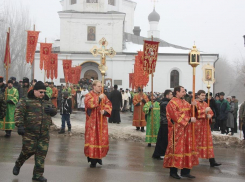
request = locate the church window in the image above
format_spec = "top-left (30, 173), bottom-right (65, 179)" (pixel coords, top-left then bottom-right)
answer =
top-left (87, 26), bottom-right (96, 41)
top-left (108, 0), bottom-right (115, 6)
top-left (170, 70), bottom-right (179, 88)
top-left (86, 0), bottom-right (98, 3)
top-left (70, 0), bottom-right (77, 5)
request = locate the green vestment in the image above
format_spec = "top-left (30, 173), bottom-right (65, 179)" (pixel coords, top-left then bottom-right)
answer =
top-left (46, 87), bottom-right (53, 98)
top-left (0, 87), bottom-right (19, 130)
top-left (143, 101), bottom-right (160, 143)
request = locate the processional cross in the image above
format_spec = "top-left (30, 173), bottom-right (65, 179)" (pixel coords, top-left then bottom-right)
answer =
top-left (90, 37), bottom-right (116, 74)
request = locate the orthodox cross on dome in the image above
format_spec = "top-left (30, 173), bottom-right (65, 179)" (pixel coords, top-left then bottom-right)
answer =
top-left (90, 37), bottom-right (116, 73)
top-left (151, 0), bottom-right (158, 7)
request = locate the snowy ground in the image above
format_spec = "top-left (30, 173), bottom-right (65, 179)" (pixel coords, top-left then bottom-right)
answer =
top-left (51, 111), bottom-right (245, 148)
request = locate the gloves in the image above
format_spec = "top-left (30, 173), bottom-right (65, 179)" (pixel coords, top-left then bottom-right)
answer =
top-left (18, 125), bottom-right (25, 135)
top-left (7, 100), bottom-right (14, 104)
top-left (45, 106), bottom-right (57, 116)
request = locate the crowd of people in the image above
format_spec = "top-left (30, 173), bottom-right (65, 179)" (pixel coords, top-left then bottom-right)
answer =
top-left (0, 76), bottom-right (245, 181)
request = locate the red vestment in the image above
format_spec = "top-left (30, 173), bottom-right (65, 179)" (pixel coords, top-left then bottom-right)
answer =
top-left (132, 93), bottom-right (149, 127)
top-left (51, 87), bottom-right (58, 108)
top-left (84, 91), bottom-right (112, 159)
top-left (195, 100), bottom-right (214, 159)
top-left (164, 97), bottom-right (199, 169)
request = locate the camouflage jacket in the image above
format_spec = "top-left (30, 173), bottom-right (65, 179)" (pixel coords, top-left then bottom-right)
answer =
top-left (15, 90), bottom-right (57, 134)
top-left (0, 91), bottom-right (6, 119)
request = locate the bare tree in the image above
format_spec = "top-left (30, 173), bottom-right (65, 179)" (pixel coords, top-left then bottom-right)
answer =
top-left (215, 57), bottom-right (245, 103)
top-left (0, 1), bottom-right (32, 81)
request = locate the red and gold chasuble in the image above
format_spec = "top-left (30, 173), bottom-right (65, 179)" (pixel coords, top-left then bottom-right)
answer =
top-left (164, 97), bottom-right (199, 169)
top-left (51, 87), bottom-right (58, 108)
top-left (195, 100), bottom-right (214, 159)
top-left (132, 93), bottom-right (149, 127)
top-left (84, 91), bottom-right (112, 159)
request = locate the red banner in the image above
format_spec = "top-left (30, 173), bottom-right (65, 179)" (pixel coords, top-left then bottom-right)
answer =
top-left (40, 43), bottom-right (52, 70)
top-left (134, 53), bottom-right (149, 88)
top-left (68, 67), bottom-right (76, 84)
top-left (75, 66), bottom-right (82, 84)
top-left (4, 32), bottom-right (11, 67)
top-left (129, 73), bottom-right (134, 89)
top-left (143, 40), bottom-right (159, 74)
top-left (26, 31), bottom-right (39, 64)
top-left (63, 60), bottom-right (72, 83)
top-left (46, 53), bottom-right (58, 80)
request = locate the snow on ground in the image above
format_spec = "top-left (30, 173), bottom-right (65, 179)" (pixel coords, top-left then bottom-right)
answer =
top-left (51, 111), bottom-right (245, 148)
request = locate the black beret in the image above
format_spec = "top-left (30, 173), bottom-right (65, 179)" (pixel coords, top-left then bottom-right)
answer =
top-left (7, 80), bottom-right (13, 84)
top-left (34, 81), bottom-right (46, 90)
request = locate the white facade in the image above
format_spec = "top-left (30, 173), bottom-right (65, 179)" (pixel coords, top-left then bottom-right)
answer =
top-left (33, 0), bottom-right (219, 93)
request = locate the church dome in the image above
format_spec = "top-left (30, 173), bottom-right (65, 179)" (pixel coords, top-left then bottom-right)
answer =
top-left (148, 8), bottom-right (160, 22)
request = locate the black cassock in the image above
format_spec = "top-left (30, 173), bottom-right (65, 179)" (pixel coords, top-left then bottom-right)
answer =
top-left (108, 89), bottom-right (122, 123)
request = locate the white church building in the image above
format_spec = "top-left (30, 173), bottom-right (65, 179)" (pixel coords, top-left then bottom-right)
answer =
top-left (34, 0), bottom-right (219, 92)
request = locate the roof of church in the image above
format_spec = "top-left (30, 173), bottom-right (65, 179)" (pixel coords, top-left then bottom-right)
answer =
top-left (148, 7), bottom-right (160, 22)
top-left (123, 32), bottom-right (190, 51)
top-left (58, 10), bottom-right (125, 15)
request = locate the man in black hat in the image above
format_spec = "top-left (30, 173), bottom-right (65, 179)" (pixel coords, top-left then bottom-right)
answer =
top-left (108, 85), bottom-right (122, 124)
top-left (0, 76), bottom-right (6, 93)
top-left (20, 77), bottom-right (30, 98)
top-left (14, 81), bottom-right (57, 182)
top-left (10, 77), bottom-right (21, 98)
top-left (216, 92), bottom-right (230, 134)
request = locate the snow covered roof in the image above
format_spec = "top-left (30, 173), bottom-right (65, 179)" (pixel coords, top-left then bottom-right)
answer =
top-left (123, 42), bottom-right (190, 54)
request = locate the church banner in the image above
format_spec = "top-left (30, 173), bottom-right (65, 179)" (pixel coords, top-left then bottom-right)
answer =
top-left (26, 31), bottom-right (39, 64)
top-left (75, 66), bottom-right (82, 84)
top-left (143, 40), bottom-right (160, 74)
top-left (40, 43), bottom-right (52, 70)
top-left (129, 73), bottom-right (134, 89)
top-left (4, 31), bottom-right (11, 68)
top-left (63, 60), bottom-right (72, 83)
top-left (68, 67), bottom-right (76, 84)
top-left (46, 53), bottom-right (58, 80)
top-left (134, 54), bottom-right (149, 88)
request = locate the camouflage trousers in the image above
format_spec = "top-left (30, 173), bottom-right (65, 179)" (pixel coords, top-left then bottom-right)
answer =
top-left (15, 132), bottom-right (50, 178)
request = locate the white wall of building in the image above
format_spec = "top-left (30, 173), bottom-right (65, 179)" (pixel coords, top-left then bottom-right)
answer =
top-left (34, 52), bottom-right (217, 94)
top-left (59, 12), bottom-right (125, 52)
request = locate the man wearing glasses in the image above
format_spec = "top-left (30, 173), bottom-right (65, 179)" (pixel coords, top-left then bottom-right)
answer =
top-left (13, 81), bottom-right (57, 182)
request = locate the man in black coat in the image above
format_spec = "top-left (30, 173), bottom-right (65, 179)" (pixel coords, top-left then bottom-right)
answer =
top-left (152, 89), bottom-right (173, 160)
top-left (205, 92), bottom-right (219, 131)
top-left (108, 85), bottom-right (122, 124)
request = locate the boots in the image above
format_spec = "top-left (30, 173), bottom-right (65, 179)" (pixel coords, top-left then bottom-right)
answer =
top-left (209, 158), bottom-right (221, 167)
top-left (141, 127), bottom-right (145, 132)
top-left (32, 176), bottom-right (47, 182)
top-left (68, 127), bottom-right (71, 132)
top-left (13, 165), bottom-right (20, 175)
top-left (58, 128), bottom-right (65, 134)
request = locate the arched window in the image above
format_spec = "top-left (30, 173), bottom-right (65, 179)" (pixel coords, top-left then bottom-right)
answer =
top-left (170, 70), bottom-right (179, 88)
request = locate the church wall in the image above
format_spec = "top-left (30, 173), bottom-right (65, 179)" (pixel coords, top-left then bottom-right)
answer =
top-left (34, 52), bottom-right (217, 94)
top-left (59, 13), bottom-right (125, 53)
top-left (122, 0), bottom-right (136, 34)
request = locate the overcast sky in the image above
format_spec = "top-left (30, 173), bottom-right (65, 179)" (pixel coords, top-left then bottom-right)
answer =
top-left (15, 0), bottom-right (245, 62)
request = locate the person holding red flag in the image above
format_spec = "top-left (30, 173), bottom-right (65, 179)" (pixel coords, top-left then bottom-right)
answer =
top-left (195, 90), bottom-right (221, 167)
top-left (164, 86), bottom-right (199, 179)
top-left (84, 80), bottom-right (112, 168)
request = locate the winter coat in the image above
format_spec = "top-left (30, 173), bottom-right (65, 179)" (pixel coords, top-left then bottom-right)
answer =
top-left (216, 99), bottom-right (230, 121)
top-left (233, 99), bottom-right (238, 118)
top-left (226, 101), bottom-right (234, 128)
top-left (239, 101), bottom-right (245, 124)
top-left (60, 98), bottom-right (72, 115)
top-left (205, 97), bottom-right (218, 119)
top-left (160, 97), bottom-right (170, 125)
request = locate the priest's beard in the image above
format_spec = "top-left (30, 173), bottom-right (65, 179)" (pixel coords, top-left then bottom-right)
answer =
top-left (8, 86), bottom-right (12, 89)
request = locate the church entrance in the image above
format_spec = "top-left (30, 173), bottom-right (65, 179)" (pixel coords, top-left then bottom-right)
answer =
top-left (84, 70), bottom-right (98, 80)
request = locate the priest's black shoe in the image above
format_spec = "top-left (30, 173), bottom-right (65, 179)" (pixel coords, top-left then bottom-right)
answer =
top-left (210, 162), bottom-right (222, 167)
top-left (209, 158), bottom-right (221, 167)
top-left (97, 159), bottom-right (102, 165)
top-left (90, 164), bottom-right (96, 168)
top-left (32, 176), bottom-right (47, 182)
top-left (147, 143), bottom-right (151, 147)
top-left (152, 156), bottom-right (163, 160)
top-left (170, 173), bottom-right (181, 179)
top-left (181, 174), bottom-right (195, 178)
top-left (13, 165), bottom-right (20, 175)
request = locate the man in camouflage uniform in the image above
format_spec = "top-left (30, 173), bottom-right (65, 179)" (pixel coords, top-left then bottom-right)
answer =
top-left (13, 81), bottom-right (57, 182)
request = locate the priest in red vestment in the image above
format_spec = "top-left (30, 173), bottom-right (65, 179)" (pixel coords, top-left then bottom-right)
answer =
top-left (164, 86), bottom-right (199, 179)
top-left (132, 88), bottom-right (149, 132)
top-left (50, 82), bottom-right (58, 108)
top-left (195, 90), bottom-right (221, 167)
top-left (84, 80), bottom-right (112, 168)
